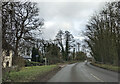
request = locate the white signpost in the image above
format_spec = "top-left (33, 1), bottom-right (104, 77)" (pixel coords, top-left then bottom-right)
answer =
top-left (43, 58), bottom-right (47, 65)
top-left (35, 55), bottom-right (39, 66)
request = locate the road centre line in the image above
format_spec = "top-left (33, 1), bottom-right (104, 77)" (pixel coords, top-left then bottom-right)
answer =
top-left (90, 73), bottom-right (104, 82)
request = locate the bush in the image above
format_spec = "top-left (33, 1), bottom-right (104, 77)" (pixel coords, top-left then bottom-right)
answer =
top-left (12, 56), bottom-right (25, 71)
top-left (25, 60), bottom-right (43, 66)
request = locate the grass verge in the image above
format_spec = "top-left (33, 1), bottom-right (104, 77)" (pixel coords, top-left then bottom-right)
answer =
top-left (4, 65), bottom-right (58, 82)
top-left (91, 62), bottom-right (120, 72)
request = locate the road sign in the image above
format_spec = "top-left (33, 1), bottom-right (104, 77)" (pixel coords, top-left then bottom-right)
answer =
top-left (36, 55), bottom-right (39, 57)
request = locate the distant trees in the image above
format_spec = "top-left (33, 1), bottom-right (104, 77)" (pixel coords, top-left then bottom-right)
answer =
top-left (30, 30), bottom-right (86, 64)
top-left (55, 30), bottom-right (74, 61)
top-left (76, 51), bottom-right (86, 61)
top-left (55, 30), bottom-right (65, 60)
top-left (2, 2), bottom-right (44, 59)
top-left (31, 47), bottom-right (41, 62)
top-left (85, 1), bottom-right (120, 65)
top-left (31, 34), bottom-right (87, 64)
top-left (45, 43), bottom-right (61, 64)
top-left (64, 31), bottom-right (74, 61)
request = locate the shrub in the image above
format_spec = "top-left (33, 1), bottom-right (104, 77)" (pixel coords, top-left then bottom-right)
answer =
top-left (25, 60), bottom-right (43, 66)
top-left (13, 56), bottom-right (25, 71)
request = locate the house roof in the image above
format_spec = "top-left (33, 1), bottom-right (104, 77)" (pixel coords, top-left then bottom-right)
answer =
top-left (22, 56), bottom-right (32, 59)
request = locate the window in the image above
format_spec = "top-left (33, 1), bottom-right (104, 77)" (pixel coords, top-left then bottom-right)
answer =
top-left (6, 50), bottom-right (10, 56)
top-left (6, 61), bottom-right (9, 67)
top-left (27, 49), bottom-right (30, 55)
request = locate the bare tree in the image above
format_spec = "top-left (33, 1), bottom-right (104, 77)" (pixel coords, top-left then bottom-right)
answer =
top-left (85, 1), bottom-right (119, 65)
top-left (2, 2), bottom-right (44, 59)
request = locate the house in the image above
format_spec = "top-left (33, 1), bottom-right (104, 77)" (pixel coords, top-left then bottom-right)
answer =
top-left (18, 48), bottom-right (32, 61)
top-left (86, 56), bottom-right (94, 62)
top-left (22, 56), bottom-right (32, 61)
top-left (2, 49), bottom-right (12, 68)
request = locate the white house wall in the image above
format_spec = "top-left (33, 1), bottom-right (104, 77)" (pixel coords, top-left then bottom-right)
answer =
top-left (2, 50), bottom-right (12, 68)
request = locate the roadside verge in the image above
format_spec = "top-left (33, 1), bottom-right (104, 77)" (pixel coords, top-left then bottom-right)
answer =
top-left (91, 62), bottom-right (120, 73)
top-left (3, 65), bottom-right (62, 82)
top-left (32, 65), bottom-right (62, 82)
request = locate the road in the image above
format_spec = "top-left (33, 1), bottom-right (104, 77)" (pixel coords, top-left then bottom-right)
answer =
top-left (48, 62), bottom-right (119, 82)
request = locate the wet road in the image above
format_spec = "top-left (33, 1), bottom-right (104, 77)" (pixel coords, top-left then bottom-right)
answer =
top-left (48, 62), bottom-right (119, 82)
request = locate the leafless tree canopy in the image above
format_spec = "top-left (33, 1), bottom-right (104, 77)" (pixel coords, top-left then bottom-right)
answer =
top-left (2, 2), bottom-right (44, 57)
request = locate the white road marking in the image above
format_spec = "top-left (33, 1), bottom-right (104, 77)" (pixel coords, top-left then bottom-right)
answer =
top-left (90, 73), bottom-right (104, 82)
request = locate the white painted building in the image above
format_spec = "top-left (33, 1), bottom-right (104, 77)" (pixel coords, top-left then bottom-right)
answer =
top-left (18, 48), bottom-right (32, 61)
top-left (2, 50), bottom-right (12, 68)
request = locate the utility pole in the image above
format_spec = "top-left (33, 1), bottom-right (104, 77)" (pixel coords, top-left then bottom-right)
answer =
top-left (77, 42), bottom-right (80, 52)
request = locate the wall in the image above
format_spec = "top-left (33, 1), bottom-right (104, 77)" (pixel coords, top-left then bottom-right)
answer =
top-left (2, 50), bottom-right (12, 68)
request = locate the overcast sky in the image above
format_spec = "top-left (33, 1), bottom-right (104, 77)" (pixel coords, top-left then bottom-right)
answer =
top-left (31, 0), bottom-right (115, 42)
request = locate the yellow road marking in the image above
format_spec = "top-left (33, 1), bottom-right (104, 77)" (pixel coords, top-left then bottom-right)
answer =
top-left (90, 73), bottom-right (104, 82)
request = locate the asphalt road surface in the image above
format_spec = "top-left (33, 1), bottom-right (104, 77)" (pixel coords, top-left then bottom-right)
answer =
top-left (48, 62), bottom-right (119, 82)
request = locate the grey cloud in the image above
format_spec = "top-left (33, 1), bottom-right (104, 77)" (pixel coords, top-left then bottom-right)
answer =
top-left (38, 2), bottom-right (105, 21)
top-left (36, 1), bottom-right (109, 40)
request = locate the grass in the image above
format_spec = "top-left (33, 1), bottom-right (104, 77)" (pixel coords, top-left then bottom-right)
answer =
top-left (91, 63), bottom-right (120, 72)
top-left (5, 65), bottom-right (57, 82)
